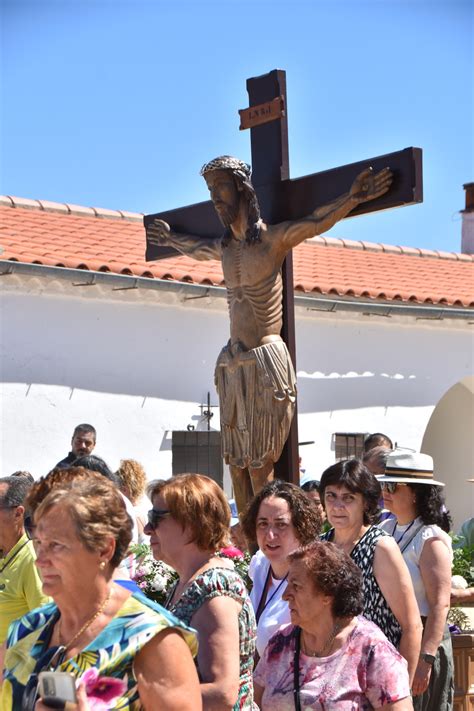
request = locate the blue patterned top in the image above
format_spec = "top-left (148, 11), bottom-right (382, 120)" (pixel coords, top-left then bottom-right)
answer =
top-left (0, 590), bottom-right (197, 711)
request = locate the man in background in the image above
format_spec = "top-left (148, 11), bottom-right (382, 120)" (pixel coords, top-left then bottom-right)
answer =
top-left (54, 423), bottom-right (96, 469)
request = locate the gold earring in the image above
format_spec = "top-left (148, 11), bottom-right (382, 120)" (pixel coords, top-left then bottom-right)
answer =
top-left (99, 561), bottom-right (106, 570)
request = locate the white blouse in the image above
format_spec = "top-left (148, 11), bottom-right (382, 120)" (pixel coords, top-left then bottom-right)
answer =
top-left (249, 550), bottom-right (290, 658)
top-left (380, 516), bottom-right (452, 616)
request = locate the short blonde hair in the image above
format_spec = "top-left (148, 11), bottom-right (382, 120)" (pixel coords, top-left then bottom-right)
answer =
top-left (148, 474), bottom-right (230, 551)
top-left (116, 459), bottom-right (147, 504)
top-left (33, 475), bottom-right (132, 568)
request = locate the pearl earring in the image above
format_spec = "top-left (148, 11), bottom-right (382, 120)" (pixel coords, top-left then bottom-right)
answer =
top-left (100, 561), bottom-right (106, 570)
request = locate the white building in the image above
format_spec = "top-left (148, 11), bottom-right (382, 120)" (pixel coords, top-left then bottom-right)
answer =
top-left (0, 193), bottom-right (473, 527)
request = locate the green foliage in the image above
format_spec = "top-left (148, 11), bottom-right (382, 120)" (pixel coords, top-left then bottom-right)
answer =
top-left (451, 536), bottom-right (474, 586)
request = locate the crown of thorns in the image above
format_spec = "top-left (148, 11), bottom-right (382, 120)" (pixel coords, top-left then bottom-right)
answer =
top-left (200, 156), bottom-right (252, 181)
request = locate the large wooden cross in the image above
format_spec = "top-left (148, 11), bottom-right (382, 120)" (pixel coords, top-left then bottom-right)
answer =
top-left (144, 69), bottom-right (422, 485)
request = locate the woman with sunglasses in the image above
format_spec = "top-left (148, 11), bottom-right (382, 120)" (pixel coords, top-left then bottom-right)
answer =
top-left (319, 459), bottom-right (422, 685)
top-left (379, 451), bottom-right (454, 711)
top-left (0, 470), bottom-right (201, 711)
top-left (145, 474), bottom-right (258, 711)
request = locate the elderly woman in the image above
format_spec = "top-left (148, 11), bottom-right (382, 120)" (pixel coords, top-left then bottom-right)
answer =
top-left (319, 459), bottom-right (422, 684)
top-left (254, 541), bottom-right (413, 710)
top-left (241, 480), bottom-right (322, 659)
top-left (145, 473), bottom-right (257, 711)
top-left (379, 451), bottom-right (454, 710)
top-left (0, 472), bottom-right (201, 711)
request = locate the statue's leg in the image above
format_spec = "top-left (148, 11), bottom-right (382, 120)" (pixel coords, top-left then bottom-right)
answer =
top-left (249, 460), bottom-right (274, 496)
top-left (229, 464), bottom-right (253, 516)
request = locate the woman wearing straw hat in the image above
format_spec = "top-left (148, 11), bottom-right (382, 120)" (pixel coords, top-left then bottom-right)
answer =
top-left (379, 451), bottom-right (454, 711)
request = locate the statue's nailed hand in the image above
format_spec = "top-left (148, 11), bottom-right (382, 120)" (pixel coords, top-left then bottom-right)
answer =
top-left (350, 167), bottom-right (393, 204)
top-left (147, 218), bottom-right (171, 246)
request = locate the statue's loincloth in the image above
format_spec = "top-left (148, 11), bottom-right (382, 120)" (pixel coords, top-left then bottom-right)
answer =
top-left (215, 340), bottom-right (296, 469)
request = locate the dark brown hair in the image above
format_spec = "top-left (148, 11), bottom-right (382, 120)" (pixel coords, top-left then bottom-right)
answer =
top-left (319, 459), bottom-right (381, 525)
top-left (289, 541), bottom-right (363, 617)
top-left (241, 480), bottom-right (322, 545)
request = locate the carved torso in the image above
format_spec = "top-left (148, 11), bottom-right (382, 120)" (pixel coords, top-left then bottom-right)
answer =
top-left (221, 225), bottom-right (284, 350)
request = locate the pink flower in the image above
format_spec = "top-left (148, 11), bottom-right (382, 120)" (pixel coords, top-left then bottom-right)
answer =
top-left (81, 668), bottom-right (127, 710)
top-left (220, 545), bottom-right (243, 559)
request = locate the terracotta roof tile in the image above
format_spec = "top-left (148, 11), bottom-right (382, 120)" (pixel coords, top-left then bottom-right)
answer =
top-left (0, 196), bottom-right (473, 307)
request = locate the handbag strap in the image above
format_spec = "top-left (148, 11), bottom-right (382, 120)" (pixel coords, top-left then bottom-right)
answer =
top-left (293, 627), bottom-right (302, 711)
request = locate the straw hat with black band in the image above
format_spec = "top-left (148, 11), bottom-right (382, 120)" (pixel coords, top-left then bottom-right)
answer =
top-left (378, 451), bottom-right (445, 487)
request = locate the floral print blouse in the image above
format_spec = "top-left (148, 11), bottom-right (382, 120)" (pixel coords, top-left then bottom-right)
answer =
top-left (254, 617), bottom-right (410, 710)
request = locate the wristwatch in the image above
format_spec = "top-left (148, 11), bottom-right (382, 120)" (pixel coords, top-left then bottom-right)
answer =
top-left (420, 653), bottom-right (436, 666)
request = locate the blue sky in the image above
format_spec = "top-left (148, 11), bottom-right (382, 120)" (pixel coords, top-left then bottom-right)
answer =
top-left (1, 0), bottom-right (472, 252)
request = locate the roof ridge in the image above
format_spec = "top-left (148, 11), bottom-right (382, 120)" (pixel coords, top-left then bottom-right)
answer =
top-left (304, 235), bottom-right (473, 262)
top-left (0, 194), bottom-right (143, 223)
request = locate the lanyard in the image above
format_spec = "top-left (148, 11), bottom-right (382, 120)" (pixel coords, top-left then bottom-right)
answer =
top-left (0, 540), bottom-right (30, 576)
top-left (390, 518), bottom-right (423, 553)
top-left (293, 627), bottom-right (302, 711)
top-left (255, 566), bottom-right (288, 624)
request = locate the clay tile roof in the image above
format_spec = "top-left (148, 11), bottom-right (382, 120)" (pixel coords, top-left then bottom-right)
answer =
top-left (0, 195), bottom-right (473, 307)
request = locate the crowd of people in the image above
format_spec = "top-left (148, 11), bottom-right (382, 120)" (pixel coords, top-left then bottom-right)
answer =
top-left (0, 424), bottom-right (469, 710)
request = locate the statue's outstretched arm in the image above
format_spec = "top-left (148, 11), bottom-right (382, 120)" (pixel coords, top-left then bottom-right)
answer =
top-left (146, 219), bottom-right (223, 261)
top-left (280, 167), bottom-right (392, 251)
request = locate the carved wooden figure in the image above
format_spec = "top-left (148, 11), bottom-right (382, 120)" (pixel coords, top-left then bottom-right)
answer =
top-left (147, 157), bottom-right (392, 513)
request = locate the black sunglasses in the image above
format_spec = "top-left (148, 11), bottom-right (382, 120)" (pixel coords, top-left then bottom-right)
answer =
top-left (147, 508), bottom-right (170, 529)
top-left (24, 514), bottom-right (36, 540)
top-left (381, 482), bottom-right (407, 494)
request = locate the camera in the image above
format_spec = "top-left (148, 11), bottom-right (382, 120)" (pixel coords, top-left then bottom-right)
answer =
top-left (38, 671), bottom-right (77, 709)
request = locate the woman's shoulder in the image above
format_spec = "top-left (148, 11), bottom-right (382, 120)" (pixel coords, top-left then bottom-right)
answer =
top-left (7, 601), bottom-right (57, 646)
top-left (248, 549), bottom-right (268, 578)
top-left (351, 616), bottom-right (404, 656)
top-left (104, 591), bottom-right (198, 655)
top-left (416, 523), bottom-right (452, 554)
top-left (191, 566), bottom-right (249, 600)
top-left (265, 623), bottom-right (297, 658)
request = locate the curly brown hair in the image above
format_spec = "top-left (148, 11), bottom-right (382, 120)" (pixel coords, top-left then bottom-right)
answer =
top-left (116, 459), bottom-right (147, 505)
top-left (241, 480), bottom-right (322, 546)
top-left (289, 541), bottom-right (364, 617)
top-left (147, 474), bottom-right (231, 551)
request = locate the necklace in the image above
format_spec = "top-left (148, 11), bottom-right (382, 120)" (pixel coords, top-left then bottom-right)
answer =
top-left (301, 620), bottom-right (342, 657)
top-left (58, 588), bottom-right (112, 651)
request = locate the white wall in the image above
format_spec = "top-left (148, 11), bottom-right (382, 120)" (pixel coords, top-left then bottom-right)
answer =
top-left (294, 304), bottom-right (474, 486)
top-left (1, 271), bottom-right (473, 521)
top-left (421, 377), bottom-right (474, 529)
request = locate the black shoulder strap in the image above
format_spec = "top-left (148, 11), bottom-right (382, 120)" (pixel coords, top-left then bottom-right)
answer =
top-left (293, 626), bottom-right (302, 711)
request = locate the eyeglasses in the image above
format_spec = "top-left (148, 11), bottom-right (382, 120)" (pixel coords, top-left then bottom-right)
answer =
top-left (147, 508), bottom-right (170, 529)
top-left (381, 482), bottom-right (407, 494)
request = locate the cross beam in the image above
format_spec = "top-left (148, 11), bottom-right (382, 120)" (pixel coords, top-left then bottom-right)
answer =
top-left (145, 68), bottom-right (422, 488)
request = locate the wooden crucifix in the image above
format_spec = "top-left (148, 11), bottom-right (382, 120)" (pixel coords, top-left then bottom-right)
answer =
top-left (144, 69), bottom-right (422, 513)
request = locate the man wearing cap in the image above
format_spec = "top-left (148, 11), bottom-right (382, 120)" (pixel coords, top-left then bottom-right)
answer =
top-left (148, 156), bottom-right (392, 513)
top-left (378, 451), bottom-right (454, 710)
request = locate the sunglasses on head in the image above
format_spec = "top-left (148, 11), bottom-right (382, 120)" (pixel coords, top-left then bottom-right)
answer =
top-left (147, 508), bottom-right (170, 529)
top-left (381, 482), bottom-right (407, 494)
